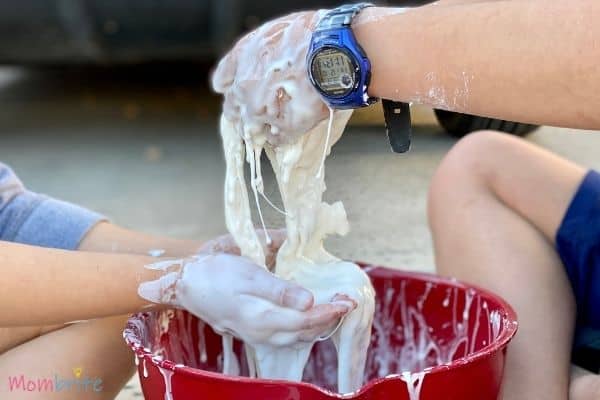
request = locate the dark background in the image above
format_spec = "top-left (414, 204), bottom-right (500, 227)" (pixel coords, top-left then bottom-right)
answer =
top-left (0, 1), bottom-right (428, 64)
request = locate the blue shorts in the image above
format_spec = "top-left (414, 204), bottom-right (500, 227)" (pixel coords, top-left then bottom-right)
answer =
top-left (556, 170), bottom-right (600, 372)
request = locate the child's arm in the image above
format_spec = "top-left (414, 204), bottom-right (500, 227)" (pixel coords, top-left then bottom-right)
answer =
top-left (77, 221), bottom-right (202, 257)
top-left (0, 163), bottom-right (339, 337)
top-left (354, 0), bottom-right (600, 129)
top-left (0, 238), bottom-right (350, 346)
top-left (0, 240), bottom-right (164, 326)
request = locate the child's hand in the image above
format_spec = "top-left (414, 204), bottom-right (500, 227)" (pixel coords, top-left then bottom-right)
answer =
top-left (211, 11), bottom-right (330, 146)
top-left (138, 253), bottom-right (356, 346)
top-left (198, 229), bottom-right (285, 269)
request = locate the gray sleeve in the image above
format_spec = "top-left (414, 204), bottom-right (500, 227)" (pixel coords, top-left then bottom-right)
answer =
top-left (0, 163), bottom-right (25, 210)
top-left (0, 163), bottom-right (107, 250)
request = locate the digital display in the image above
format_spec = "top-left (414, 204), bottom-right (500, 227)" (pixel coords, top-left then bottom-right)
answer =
top-left (311, 48), bottom-right (356, 96)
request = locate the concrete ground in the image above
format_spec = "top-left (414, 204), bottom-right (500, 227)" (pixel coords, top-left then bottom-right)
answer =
top-left (0, 65), bottom-right (598, 399)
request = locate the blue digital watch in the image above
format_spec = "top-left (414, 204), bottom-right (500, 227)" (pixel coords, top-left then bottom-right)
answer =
top-left (307, 3), bottom-right (412, 153)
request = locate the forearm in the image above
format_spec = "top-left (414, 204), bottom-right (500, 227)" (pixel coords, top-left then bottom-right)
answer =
top-left (355, 0), bottom-right (600, 129)
top-left (78, 221), bottom-right (202, 258)
top-left (0, 240), bottom-right (167, 326)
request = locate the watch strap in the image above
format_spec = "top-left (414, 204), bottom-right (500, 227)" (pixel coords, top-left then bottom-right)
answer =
top-left (382, 100), bottom-right (412, 153)
top-left (315, 3), bottom-right (374, 31)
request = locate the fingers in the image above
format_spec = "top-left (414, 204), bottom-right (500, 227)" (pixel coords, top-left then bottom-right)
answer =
top-left (138, 271), bottom-right (180, 306)
top-left (264, 229), bottom-right (286, 249)
top-left (211, 52), bottom-right (237, 93)
top-left (281, 285), bottom-right (314, 311)
top-left (330, 293), bottom-right (358, 310)
top-left (296, 318), bottom-right (340, 342)
top-left (268, 302), bottom-right (353, 333)
top-left (259, 228), bottom-right (286, 269)
top-left (260, 302), bottom-right (353, 345)
top-left (199, 228), bottom-right (285, 262)
top-left (245, 270), bottom-right (314, 311)
top-left (198, 234), bottom-right (241, 255)
top-left (254, 228), bottom-right (286, 247)
top-left (295, 303), bottom-right (352, 331)
top-left (294, 296), bottom-right (357, 342)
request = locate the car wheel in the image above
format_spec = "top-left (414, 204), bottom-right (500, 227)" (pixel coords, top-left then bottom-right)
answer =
top-left (434, 109), bottom-right (538, 138)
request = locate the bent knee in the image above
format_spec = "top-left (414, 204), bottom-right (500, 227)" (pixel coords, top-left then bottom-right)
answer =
top-left (433, 130), bottom-right (513, 184)
top-left (427, 130), bottom-right (514, 225)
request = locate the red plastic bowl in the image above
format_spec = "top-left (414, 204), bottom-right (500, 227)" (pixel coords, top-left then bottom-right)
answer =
top-left (124, 264), bottom-right (518, 400)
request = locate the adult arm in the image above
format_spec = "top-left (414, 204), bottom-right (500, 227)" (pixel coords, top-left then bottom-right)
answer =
top-left (354, 0), bottom-right (600, 129)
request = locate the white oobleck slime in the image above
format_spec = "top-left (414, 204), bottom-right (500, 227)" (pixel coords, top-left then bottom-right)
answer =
top-left (217, 110), bottom-right (375, 392)
top-left (210, 11), bottom-right (376, 393)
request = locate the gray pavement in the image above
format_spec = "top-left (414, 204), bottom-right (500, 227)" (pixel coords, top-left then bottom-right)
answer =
top-left (0, 66), bottom-right (598, 399)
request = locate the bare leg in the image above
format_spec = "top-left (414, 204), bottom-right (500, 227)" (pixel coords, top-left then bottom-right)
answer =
top-left (0, 315), bottom-right (134, 399)
top-left (0, 325), bottom-right (63, 355)
top-left (428, 131), bottom-right (587, 399)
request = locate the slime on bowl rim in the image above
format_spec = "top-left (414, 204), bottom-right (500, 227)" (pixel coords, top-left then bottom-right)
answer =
top-left (123, 265), bottom-right (518, 399)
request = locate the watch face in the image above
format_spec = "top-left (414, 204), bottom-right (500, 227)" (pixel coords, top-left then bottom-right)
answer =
top-left (310, 48), bottom-right (357, 97)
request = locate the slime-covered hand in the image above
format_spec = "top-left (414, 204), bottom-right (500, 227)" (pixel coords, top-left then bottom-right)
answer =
top-left (199, 229), bottom-right (285, 269)
top-left (211, 11), bottom-right (329, 146)
top-left (138, 253), bottom-right (356, 347)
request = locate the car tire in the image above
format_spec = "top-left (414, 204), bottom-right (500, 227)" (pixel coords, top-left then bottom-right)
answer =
top-left (434, 109), bottom-right (538, 138)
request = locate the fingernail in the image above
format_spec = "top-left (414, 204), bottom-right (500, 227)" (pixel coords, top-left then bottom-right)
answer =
top-left (286, 287), bottom-right (313, 311)
top-left (331, 299), bottom-right (356, 312)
